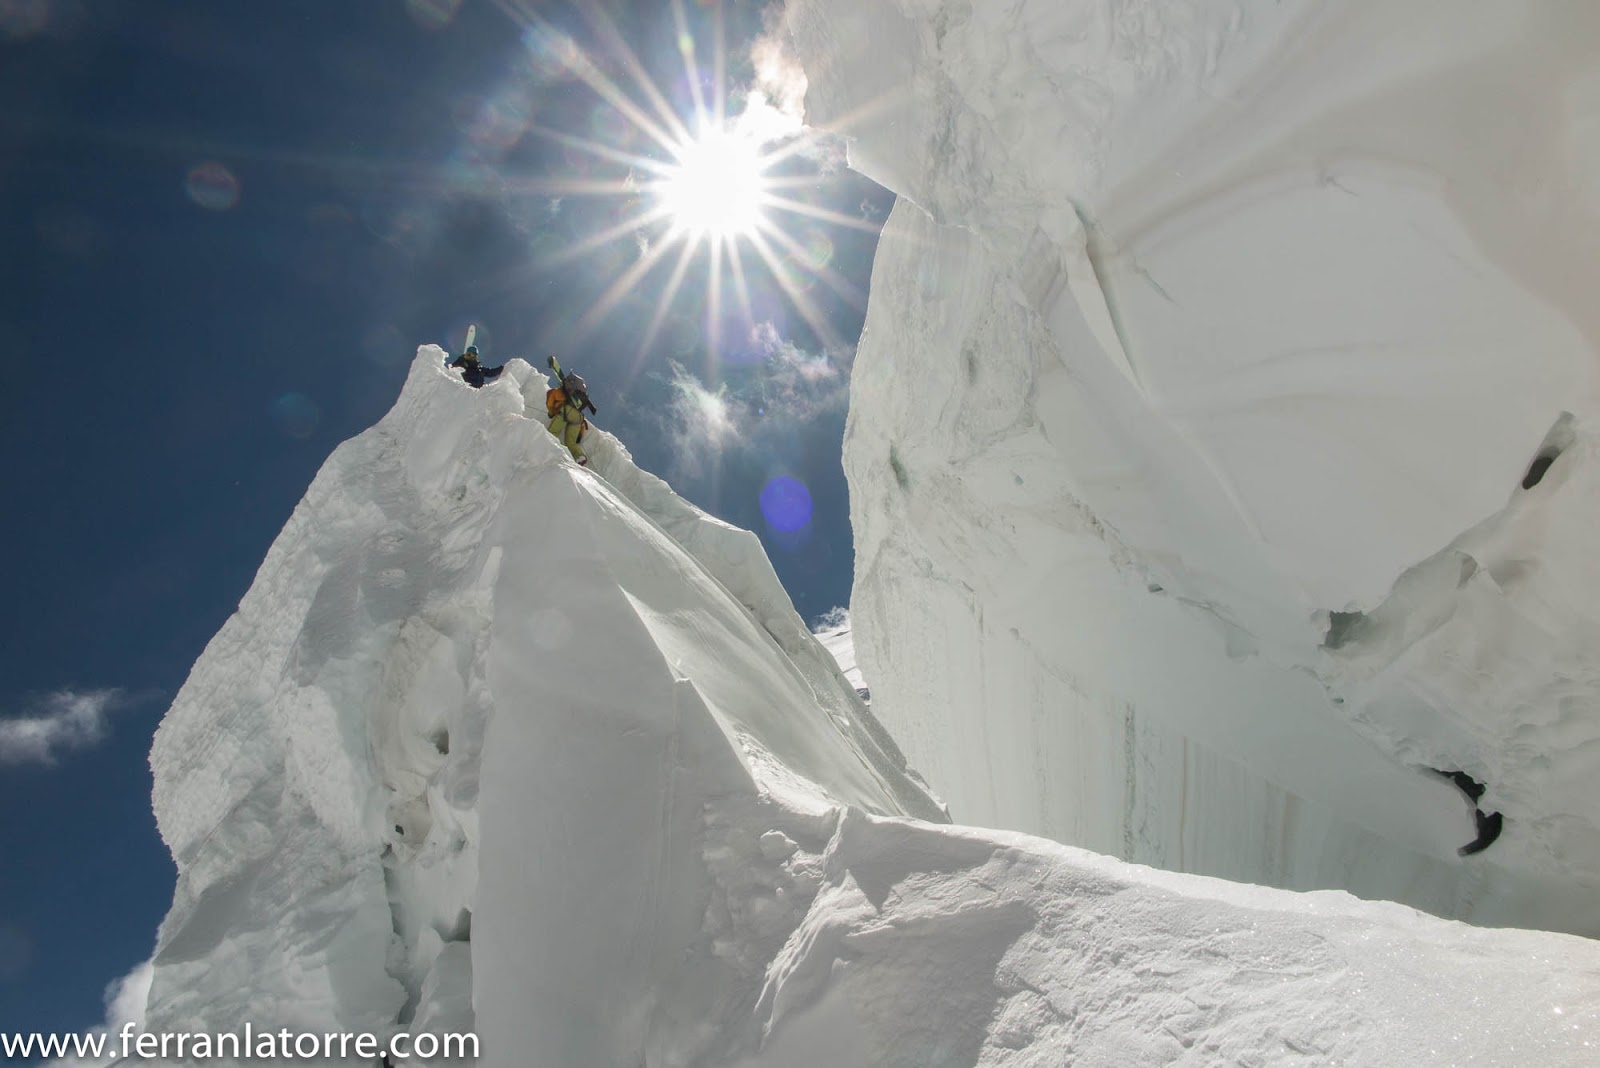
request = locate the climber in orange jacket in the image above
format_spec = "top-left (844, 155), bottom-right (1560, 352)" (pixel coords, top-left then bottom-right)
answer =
top-left (546, 355), bottom-right (598, 465)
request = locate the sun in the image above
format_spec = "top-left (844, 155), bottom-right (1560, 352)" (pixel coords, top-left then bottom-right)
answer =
top-left (498, 1), bottom-right (885, 366)
top-left (656, 126), bottom-right (770, 240)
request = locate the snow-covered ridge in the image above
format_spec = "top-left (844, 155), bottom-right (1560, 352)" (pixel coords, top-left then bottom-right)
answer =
top-left (788, 0), bottom-right (1600, 933)
top-left (145, 346), bottom-right (942, 1057)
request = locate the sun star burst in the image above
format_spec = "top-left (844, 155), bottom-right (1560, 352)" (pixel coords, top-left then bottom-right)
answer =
top-left (657, 127), bottom-right (770, 240)
top-left (497, 0), bottom-right (883, 383)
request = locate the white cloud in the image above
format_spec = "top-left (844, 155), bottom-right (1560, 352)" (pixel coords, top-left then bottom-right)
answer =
top-left (734, 88), bottom-right (803, 146)
top-left (750, 17), bottom-right (808, 128)
top-left (750, 324), bottom-right (853, 421)
top-left (46, 959), bottom-right (154, 1068)
top-left (663, 362), bottom-right (741, 478)
top-left (0, 689), bottom-right (126, 765)
top-left (741, 9), bottom-right (848, 171)
top-left (659, 324), bottom-right (854, 476)
top-left (811, 605), bottom-right (850, 633)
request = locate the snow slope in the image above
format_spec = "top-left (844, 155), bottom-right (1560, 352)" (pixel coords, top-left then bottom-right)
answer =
top-left (140, 347), bottom-right (1600, 1064)
top-left (787, 0), bottom-right (1600, 931)
top-left (144, 347), bottom-right (941, 1061)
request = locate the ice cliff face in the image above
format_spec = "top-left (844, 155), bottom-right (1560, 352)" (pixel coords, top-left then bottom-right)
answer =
top-left (144, 347), bottom-right (1600, 1063)
top-left (787, 0), bottom-right (1600, 932)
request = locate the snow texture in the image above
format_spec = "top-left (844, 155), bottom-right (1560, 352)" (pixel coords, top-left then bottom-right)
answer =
top-left (786, 0), bottom-right (1600, 932)
top-left (812, 611), bottom-right (868, 701)
top-left (145, 348), bottom-right (940, 1063)
top-left (142, 345), bottom-right (1600, 1065)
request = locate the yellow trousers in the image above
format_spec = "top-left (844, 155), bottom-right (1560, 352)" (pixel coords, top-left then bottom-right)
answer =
top-left (548, 411), bottom-right (587, 463)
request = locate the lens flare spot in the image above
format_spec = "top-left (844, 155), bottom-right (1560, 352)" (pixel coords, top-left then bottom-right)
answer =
top-left (778, 250), bottom-right (819, 292)
top-left (361, 323), bottom-right (407, 366)
top-left (561, 142), bottom-right (597, 177)
top-left (404, 0), bottom-right (462, 30)
top-left (523, 25), bottom-right (582, 82)
top-left (802, 230), bottom-right (834, 270)
top-left (270, 393), bottom-right (321, 439)
top-left (456, 92), bottom-right (532, 148)
top-left (760, 476), bottom-right (813, 533)
top-left (363, 202), bottom-right (430, 252)
top-left (441, 156), bottom-right (504, 198)
top-left (36, 207), bottom-right (103, 261)
top-left (590, 103), bottom-right (635, 148)
top-left (0, 0), bottom-right (81, 40)
top-left (185, 161), bottom-right (239, 211)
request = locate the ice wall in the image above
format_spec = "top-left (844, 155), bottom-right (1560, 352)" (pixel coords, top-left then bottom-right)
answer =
top-left (787, 0), bottom-right (1600, 932)
top-left (142, 346), bottom-right (1600, 1065)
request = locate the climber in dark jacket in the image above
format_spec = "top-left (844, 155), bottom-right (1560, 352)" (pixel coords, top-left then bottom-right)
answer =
top-left (449, 344), bottom-right (504, 388)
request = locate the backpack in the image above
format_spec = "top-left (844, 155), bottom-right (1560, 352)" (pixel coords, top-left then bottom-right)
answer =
top-left (546, 385), bottom-right (588, 440)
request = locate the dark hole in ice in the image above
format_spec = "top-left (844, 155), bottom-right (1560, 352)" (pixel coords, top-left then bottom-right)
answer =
top-left (888, 445), bottom-right (910, 491)
top-left (1460, 810), bottom-right (1504, 856)
top-left (430, 727), bottom-right (450, 755)
top-left (1521, 412), bottom-right (1574, 490)
top-left (1322, 610), bottom-right (1366, 650)
top-left (1426, 768), bottom-right (1503, 856)
top-left (1429, 767), bottom-right (1486, 804)
top-left (1522, 451), bottom-right (1558, 489)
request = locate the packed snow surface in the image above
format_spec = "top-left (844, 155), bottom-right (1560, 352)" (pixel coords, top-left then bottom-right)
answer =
top-left (787, 0), bottom-right (1600, 931)
top-left (145, 347), bottom-right (939, 1063)
top-left (140, 349), bottom-right (1600, 1065)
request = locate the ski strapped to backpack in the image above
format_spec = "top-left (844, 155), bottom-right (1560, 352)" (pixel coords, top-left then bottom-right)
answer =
top-left (546, 356), bottom-right (598, 421)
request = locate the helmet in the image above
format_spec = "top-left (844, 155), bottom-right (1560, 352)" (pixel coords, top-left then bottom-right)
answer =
top-left (465, 345), bottom-right (479, 355)
top-left (565, 373), bottom-right (587, 393)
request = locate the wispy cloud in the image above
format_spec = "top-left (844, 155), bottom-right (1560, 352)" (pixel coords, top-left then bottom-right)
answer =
top-left (663, 362), bottom-right (740, 479)
top-left (660, 323), bottom-right (853, 475)
top-left (745, 8), bottom-right (847, 171)
top-left (811, 605), bottom-right (850, 633)
top-left (750, 17), bottom-right (808, 130)
top-left (0, 689), bottom-right (128, 765)
top-left (46, 959), bottom-right (153, 1068)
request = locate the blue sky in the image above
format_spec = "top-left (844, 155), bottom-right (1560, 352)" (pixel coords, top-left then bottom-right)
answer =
top-left (0, 0), bottom-right (891, 1043)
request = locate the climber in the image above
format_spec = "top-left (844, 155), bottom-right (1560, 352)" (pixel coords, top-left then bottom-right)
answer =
top-left (449, 344), bottom-right (504, 389)
top-left (546, 355), bottom-right (598, 466)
